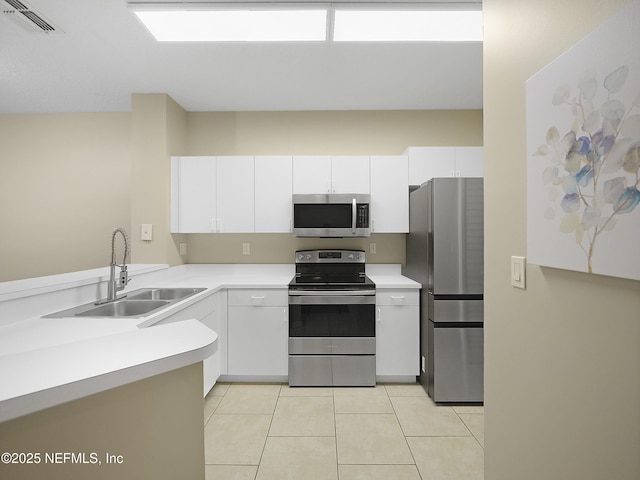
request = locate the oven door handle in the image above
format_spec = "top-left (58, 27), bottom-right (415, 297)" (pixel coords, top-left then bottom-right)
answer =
top-left (288, 293), bottom-right (376, 305)
top-left (289, 290), bottom-right (375, 296)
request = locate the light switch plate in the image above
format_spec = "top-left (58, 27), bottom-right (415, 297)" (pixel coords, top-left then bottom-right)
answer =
top-left (141, 224), bottom-right (153, 241)
top-left (242, 243), bottom-right (251, 255)
top-left (511, 256), bottom-right (526, 289)
top-left (179, 243), bottom-right (187, 256)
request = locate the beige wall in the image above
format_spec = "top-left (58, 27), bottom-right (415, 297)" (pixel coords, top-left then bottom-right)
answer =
top-left (0, 108), bottom-right (481, 280)
top-left (130, 93), bottom-right (188, 267)
top-left (484, 1), bottom-right (640, 479)
top-left (0, 113), bottom-right (131, 282)
top-left (0, 363), bottom-right (204, 480)
top-left (186, 110), bottom-right (483, 155)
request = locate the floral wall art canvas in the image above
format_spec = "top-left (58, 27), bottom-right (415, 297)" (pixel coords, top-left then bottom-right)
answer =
top-left (526, 0), bottom-right (640, 281)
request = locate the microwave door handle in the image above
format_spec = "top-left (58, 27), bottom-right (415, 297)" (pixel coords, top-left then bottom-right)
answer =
top-left (352, 198), bottom-right (357, 234)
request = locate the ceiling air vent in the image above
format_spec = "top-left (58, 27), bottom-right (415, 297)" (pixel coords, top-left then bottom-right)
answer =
top-left (2, 0), bottom-right (61, 33)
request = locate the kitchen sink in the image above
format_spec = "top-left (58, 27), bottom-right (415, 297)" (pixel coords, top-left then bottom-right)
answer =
top-left (127, 287), bottom-right (206, 301)
top-left (76, 299), bottom-right (171, 317)
top-left (43, 287), bottom-right (207, 318)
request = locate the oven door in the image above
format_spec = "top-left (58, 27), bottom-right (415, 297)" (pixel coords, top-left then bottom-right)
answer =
top-left (288, 292), bottom-right (375, 340)
top-left (288, 291), bottom-right (376, 386)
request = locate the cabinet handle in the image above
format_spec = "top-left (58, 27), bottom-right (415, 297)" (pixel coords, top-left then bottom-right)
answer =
top-left (351, 198), bottom-right (356, 234)
top-left (283, 308), bottom-right (287, 323)
top-left (377, 307), bottom-right (381, 323)
top-left (390, 295), bottom-right (405, 300)
top-left (251, 295), bottom-right (265, 300)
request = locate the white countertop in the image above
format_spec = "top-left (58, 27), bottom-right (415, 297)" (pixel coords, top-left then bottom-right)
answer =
top-left (0, 263), bottom-right (418, 422)
top-left (366, 264), bottom-right (421, 289)
top-left (0, 320), bottom-right (217, 423)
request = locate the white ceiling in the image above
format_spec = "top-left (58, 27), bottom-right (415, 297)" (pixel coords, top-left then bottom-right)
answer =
top-left (0, 0), bottom-right (483, 113)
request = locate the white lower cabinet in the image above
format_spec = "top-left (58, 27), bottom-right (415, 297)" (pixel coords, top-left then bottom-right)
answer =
top-left (227, 289), bottom-right (288, 377)
top-left (152, 290), bottom-right (226, 396)
top-left (376, 289), bottom-right (420, 377)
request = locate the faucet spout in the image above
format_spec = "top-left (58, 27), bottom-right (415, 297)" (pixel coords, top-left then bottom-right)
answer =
top-left (103, 228), bottom-right (131, 303)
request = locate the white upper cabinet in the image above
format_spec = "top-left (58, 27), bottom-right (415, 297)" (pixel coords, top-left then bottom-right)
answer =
top-left (293, 155), bottom-right (370, 194)
top-left (172, 151), bottom-right (481, 235)
top-left (171, 156), bottom-right (254, 233)
top-left (330, 156), bottom-right (370, 193)
top-left (292, 155), bottom-right (331, 194)
top-left (255, 156), bottom-right (293, 233)
top-left (406, 147), bottom-right (455, 185)
top-left (171, 156), bottom-right (217, 233)
top-left (405, 146), bottom-right (483, 186)
top-left (216, 156), bottom-right (254, 233)
top-left (370, 155), bottom-right (409, 233)
top-left (454, 147), bottom-right (484, 178)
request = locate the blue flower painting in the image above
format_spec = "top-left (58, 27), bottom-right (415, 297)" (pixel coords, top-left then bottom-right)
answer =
top-left (526, 0), bottom-right (640, 281)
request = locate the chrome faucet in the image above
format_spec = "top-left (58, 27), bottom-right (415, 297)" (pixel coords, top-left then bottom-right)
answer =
top-left (99, 228), bottom-right (131, 304)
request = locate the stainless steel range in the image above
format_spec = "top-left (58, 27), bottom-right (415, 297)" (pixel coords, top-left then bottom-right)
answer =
top-left (288, 249), bottom-right (376, 387)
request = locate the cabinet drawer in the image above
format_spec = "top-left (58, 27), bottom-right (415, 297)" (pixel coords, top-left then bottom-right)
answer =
top-left (376, 289), bottom-right (419, 306)
top-left (227, 288), bottom-right (288, 306)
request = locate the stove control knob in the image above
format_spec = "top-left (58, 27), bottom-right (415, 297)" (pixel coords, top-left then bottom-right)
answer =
top-left (297, 254), bottom-right (304, 261)
top-left (306, 254), bottom-right (312, 260)
top-left (347, 253), bottom-right (354, 259)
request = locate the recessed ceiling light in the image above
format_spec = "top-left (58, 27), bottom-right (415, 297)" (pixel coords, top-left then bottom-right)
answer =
top-left (133, 9), bottom-right (328, 42)
top-left (333, 10), bottom-right (483, 42)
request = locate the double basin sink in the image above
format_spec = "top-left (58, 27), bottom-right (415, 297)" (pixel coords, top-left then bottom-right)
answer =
top-left (44, 287), bottom-right (207, 318)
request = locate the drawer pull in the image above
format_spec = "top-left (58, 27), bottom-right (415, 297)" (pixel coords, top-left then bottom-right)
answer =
top-left (251, 296), bottom-right (265, 300)
top-left (390, 295), bottom-right (405, 300)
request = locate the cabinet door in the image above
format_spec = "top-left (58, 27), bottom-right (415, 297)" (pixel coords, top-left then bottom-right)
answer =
top-left (227, 306), bottom-right (288, 375)
top-left (330, 156), bottom-right (370, 193)
top-left (255, 156), bottom-right (293, 232)
top-left (293, 156), bottom-right (332, 193)
top-left (370, 155), bottom-right (408, 233)
top-left (455, 147), bottom-right (483, 177)
top-left (376, 305), bottom-right (420, 376)
top-left (406, 147), bottom-right (455, 185)
top-left (216, 156), bottom-right (254, 232)
top-left (148, 291), bottom-right (224, 393)
top-left (200, 310), bottom-right (220, 395)
top-left (172, 156), bottom-right (217, 233)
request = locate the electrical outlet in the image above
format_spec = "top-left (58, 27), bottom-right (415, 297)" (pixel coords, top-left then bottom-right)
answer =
top-left (242, 243), bottom-right (251, 255)
top-left (141, 223), bottom-right (153, 241)
top-left (370, 243), bottom-right (377, 254)
top-left (179, 243), bottom-right (187, 256)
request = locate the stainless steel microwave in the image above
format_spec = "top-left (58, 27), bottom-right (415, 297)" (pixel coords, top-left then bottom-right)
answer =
top-left (292, 193), bottom-right (371, 237)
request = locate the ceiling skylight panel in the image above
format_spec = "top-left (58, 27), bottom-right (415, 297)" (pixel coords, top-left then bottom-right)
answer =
top-left (134, 9), bottom-right (328, 42)
top-left (333, 10), bottom-right (483, 42)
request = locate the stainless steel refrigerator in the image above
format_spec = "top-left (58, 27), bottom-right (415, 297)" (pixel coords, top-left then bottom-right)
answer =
top-left (405, 177), bottom-right (484, 403)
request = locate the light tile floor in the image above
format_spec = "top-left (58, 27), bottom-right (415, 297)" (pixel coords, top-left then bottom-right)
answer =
top-left (204, 383), bottom-right (484, 480)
